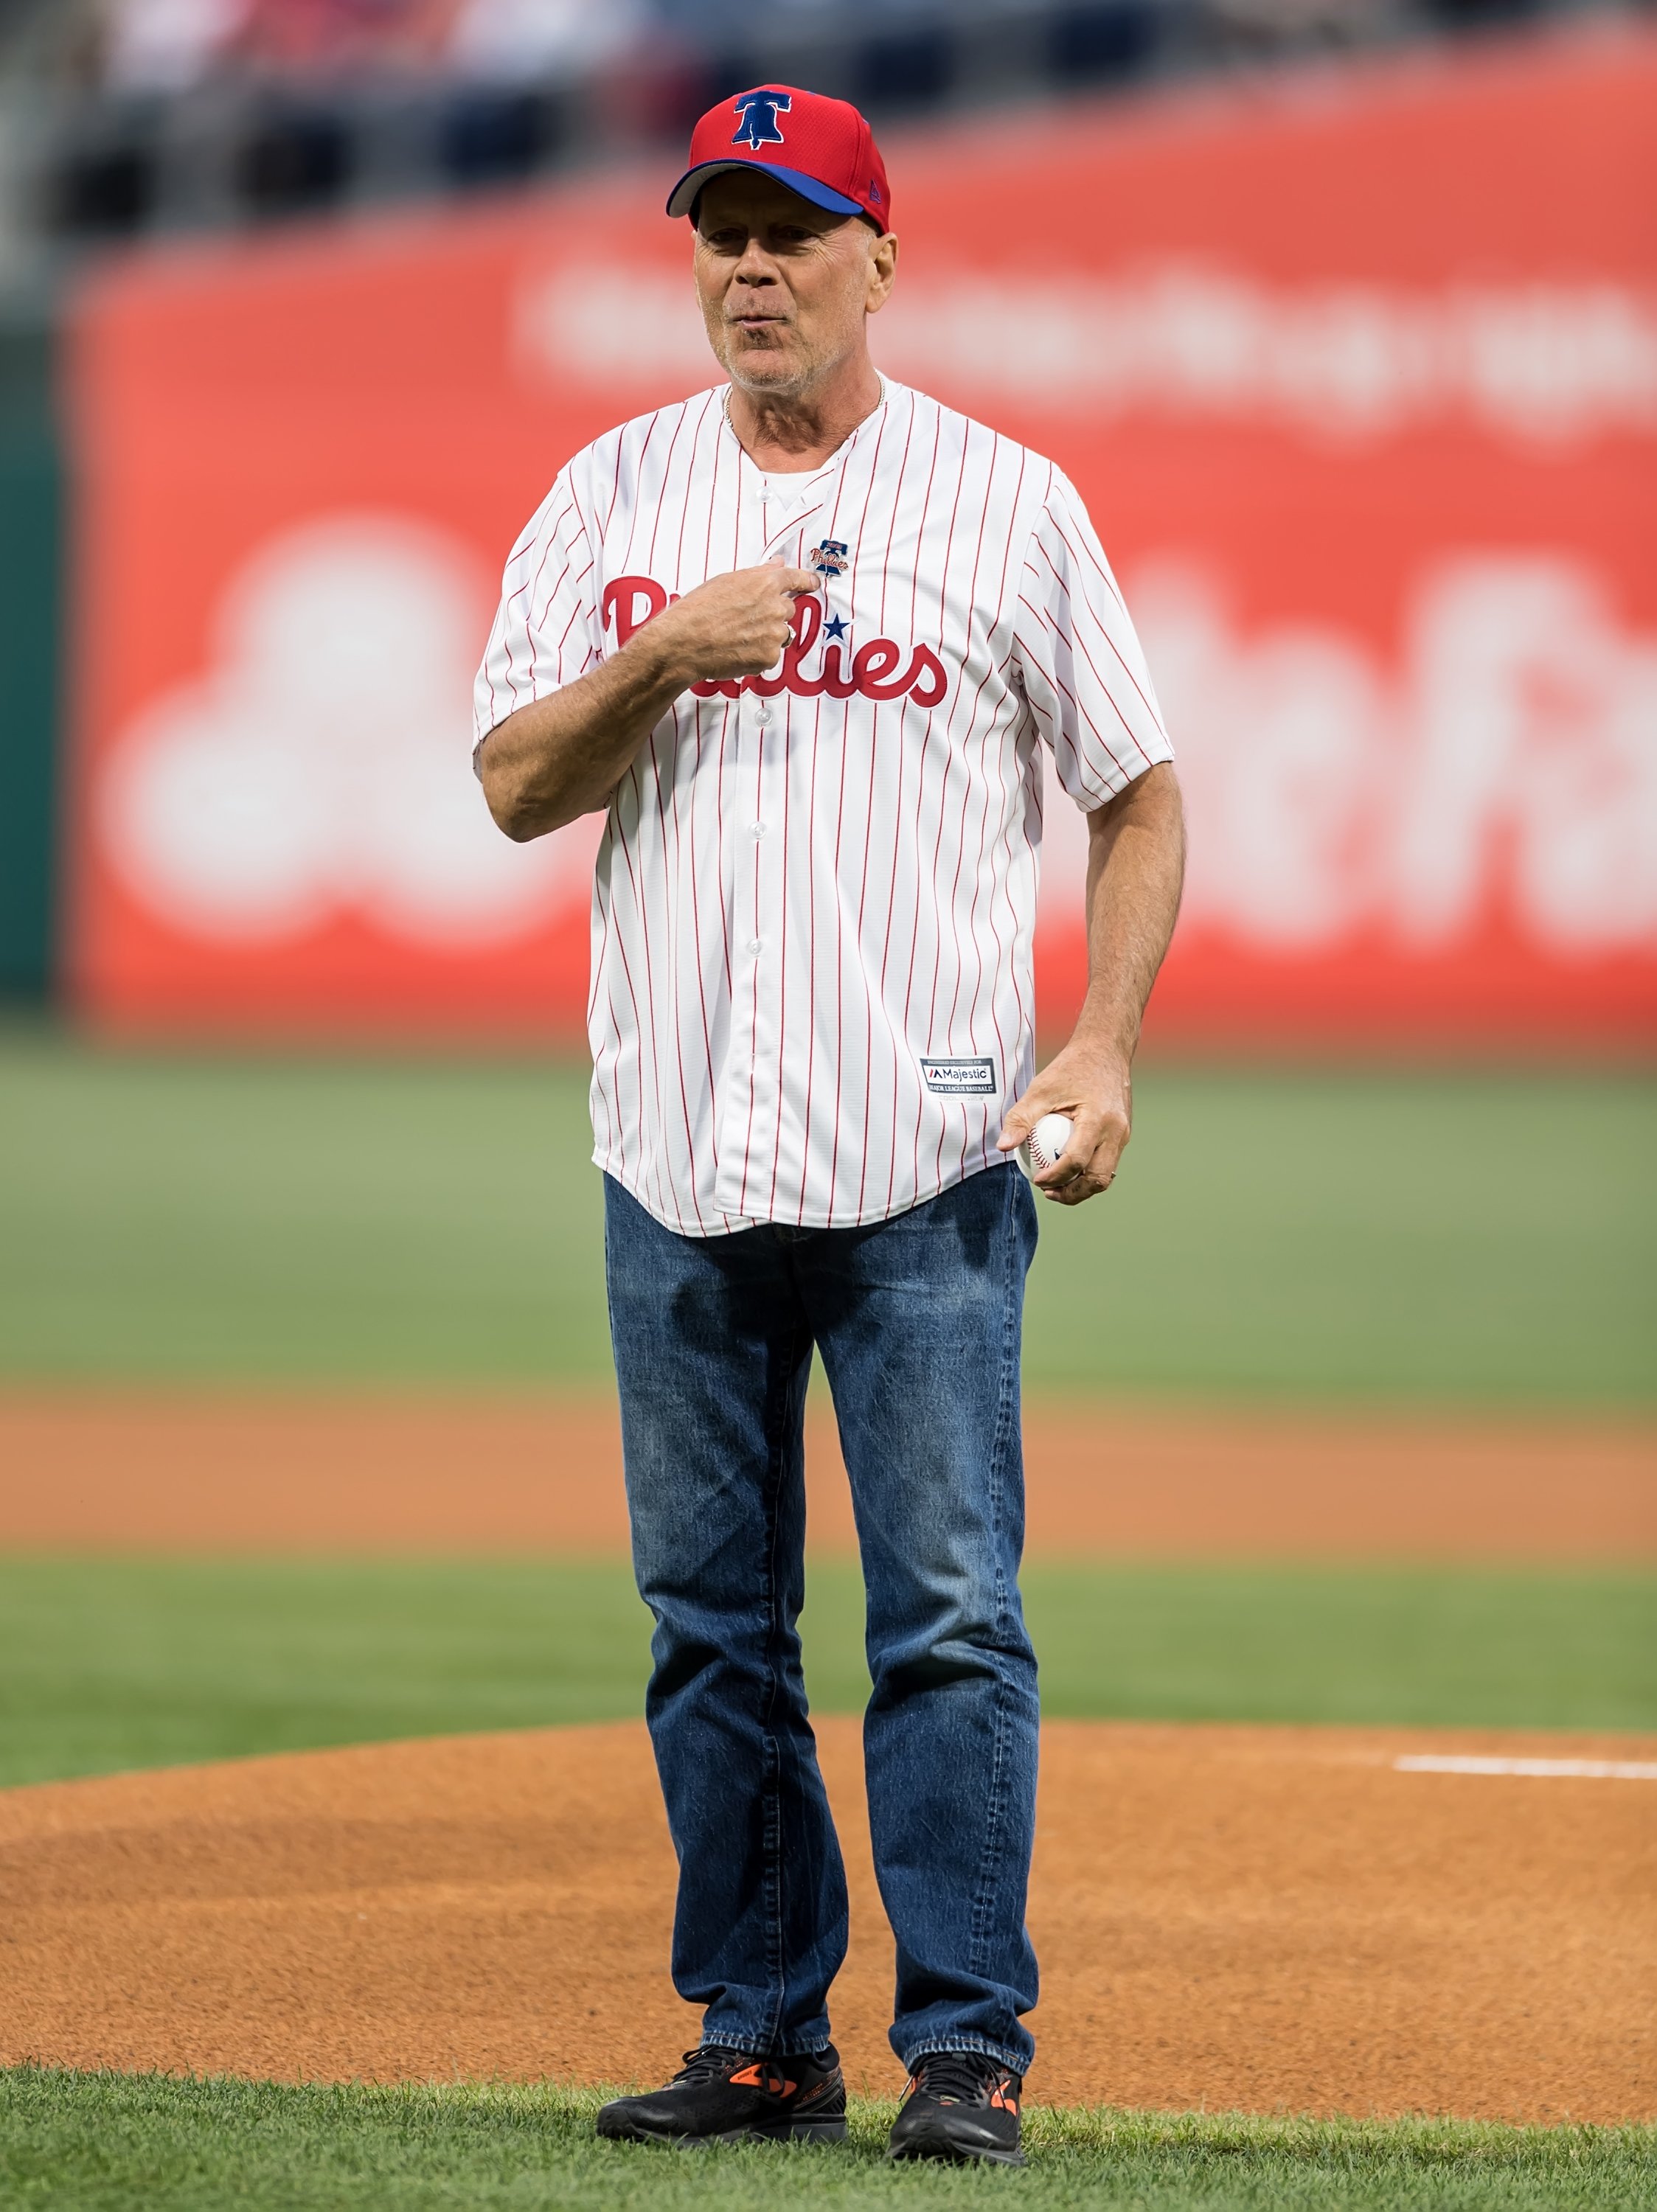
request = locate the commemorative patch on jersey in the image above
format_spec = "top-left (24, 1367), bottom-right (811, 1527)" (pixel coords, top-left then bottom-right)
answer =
top-left (920, 1057), bottom-right (997, 1096)
top-left (809, 539), bottom-right (850, 577)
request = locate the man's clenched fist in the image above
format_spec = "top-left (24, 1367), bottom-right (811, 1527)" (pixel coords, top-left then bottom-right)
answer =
top-left (648, 564), bottom-right (820, 685)
top-left (478, 563), bottom-right (819, 842)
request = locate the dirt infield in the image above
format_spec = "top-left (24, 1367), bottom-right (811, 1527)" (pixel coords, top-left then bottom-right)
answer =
top-left (3, 1392), bottom-right (1653, 1557)
top-left (3, 1718), bottom-right (1653, 2124)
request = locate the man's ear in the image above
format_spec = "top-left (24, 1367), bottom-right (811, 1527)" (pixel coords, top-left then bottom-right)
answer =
top-left (866, 231), bottom-right (898, 315)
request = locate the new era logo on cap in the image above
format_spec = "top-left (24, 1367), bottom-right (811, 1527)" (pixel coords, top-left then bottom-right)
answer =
top-left (666, 84), bottom-right (892, 232)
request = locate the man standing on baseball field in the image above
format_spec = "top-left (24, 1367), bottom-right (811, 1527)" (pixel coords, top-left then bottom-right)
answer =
top-left (475, 84), bottom-right (1185, 2168)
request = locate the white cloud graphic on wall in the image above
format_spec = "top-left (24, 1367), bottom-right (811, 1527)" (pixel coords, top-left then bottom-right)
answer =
top-left (99, 515), bottom-right (598, 947)
top-left (106, 521), bottom-right (1655, 964)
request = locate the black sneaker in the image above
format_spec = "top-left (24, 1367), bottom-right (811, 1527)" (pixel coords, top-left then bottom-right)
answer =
top-left (596, 2042), bottom-right (847, 2146)
top-left (887, 2050), bottom-right (1026, 2166)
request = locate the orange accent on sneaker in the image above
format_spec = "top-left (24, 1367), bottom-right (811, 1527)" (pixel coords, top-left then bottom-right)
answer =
top-left (989, 2079), bottom-right (1021, 2112)
top-left (728, 2062), bottom-right (796, 2096)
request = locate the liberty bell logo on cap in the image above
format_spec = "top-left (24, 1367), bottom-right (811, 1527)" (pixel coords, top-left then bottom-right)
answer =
top-left (665, 83), bottom-right (892, 232)
top-left (732, 90), bottom-right (791, 148)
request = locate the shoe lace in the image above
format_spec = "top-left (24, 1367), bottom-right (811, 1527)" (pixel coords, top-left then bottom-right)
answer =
top-left (672, 2045), bottom-right (750, 2085)
top-left (913, 2051), bottom-right (1005, 2105)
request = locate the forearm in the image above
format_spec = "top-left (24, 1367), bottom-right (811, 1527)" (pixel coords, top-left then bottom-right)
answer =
top-left (996, 762), bottom-right (1184, 1201)
top-left (479, 560), bottom-right (819, 843)
top-left (1074, 762), bottom-right (1186, 1058)
top-left (478, 625), bottom-right (690, 842)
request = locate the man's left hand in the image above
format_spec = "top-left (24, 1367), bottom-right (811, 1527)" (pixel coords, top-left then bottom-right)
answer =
top-left (997, 1042), bottom-right (1132, 1206)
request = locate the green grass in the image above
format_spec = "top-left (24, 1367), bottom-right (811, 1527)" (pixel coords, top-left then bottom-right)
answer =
top-left (0, 1034), bottom-right (612, 1386)
top-left (0, 1029), bottom-right (1651, 1402)
top-left (2, 2072), bottom-right (1651, 2211)
top-left (3, 1556), bottom-right (1650, 1790)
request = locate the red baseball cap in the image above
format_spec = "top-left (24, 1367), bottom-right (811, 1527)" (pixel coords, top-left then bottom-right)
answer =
top-left (666, 85), bottom-right (892, 232)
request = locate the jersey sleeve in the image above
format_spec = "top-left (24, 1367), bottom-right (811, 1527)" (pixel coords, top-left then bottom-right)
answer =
top-left (472, 470), bottom-right (600, 757)
top-left (1011, 465), bottom-right (1173, 809)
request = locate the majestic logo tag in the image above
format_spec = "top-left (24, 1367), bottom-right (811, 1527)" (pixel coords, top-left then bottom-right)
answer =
top-left (808, 539), bottom-right (849, 577)
top-left (732, 90), bottom-right (791, 148)
top-left (603, 577), bottom-right (948, 712)
top-left (920, 1058), bottom-right (997, 1095)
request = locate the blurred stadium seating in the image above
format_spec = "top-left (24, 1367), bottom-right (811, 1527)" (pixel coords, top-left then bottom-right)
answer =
top-left (0, 0), bottom-right (1609, 263)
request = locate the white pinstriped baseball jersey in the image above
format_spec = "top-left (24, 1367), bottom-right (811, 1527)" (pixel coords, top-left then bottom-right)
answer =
top-left (474, 376), bottom-right (1172, 1236)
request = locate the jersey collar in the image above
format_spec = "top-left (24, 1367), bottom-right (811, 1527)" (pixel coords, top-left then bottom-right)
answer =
top-left (721, 373), bottom-right (893, 501)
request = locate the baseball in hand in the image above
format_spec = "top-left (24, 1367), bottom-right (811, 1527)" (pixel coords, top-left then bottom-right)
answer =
top-left (1020, 1113), bottom-right (1074, 1178)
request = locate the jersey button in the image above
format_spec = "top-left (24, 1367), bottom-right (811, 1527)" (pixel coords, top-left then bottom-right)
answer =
top-left (748, 939), bottom-right (763, 955)
top-left (749, 821), bottom-right (767, 838)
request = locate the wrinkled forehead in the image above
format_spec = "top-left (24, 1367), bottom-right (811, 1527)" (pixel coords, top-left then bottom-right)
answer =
top-left (693, 169), bottom-right (856, 235)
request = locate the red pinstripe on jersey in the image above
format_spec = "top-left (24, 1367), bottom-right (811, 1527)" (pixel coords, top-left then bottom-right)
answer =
top-left (474, 380), bottom-right (1171, 1235)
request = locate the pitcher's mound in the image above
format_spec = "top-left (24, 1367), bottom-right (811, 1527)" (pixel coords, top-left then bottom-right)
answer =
top-left (3, 1719), bottom-right (1653, 2124)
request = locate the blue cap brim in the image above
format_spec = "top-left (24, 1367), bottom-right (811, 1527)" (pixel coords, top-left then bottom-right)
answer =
top-left (666, 159), bottom-right (865, 221)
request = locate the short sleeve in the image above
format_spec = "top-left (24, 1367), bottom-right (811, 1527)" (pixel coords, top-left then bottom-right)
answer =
top-left (472, 471), bottom-right (600, 757)
top-left (1012, 466), bottom-right (1173, 810)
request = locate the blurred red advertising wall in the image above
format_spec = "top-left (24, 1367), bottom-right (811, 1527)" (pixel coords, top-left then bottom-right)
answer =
top-left (66, 27), bottom-right (1657, 1050)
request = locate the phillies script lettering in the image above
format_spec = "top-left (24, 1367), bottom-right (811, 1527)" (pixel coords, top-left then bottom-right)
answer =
top-left (602, 575), bottom-right (948, 708)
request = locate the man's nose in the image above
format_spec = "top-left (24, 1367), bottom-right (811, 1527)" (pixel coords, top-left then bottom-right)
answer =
top-left (733, 238), bottom-right (777, 283)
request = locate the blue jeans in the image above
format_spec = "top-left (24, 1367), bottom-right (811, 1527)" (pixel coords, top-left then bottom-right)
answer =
top-left (603, 1163), bottom-right (1041, 2076)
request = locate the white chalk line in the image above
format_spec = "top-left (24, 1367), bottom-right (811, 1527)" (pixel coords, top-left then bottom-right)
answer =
top-left (1394, 1754), bottom-right (1657, 1781)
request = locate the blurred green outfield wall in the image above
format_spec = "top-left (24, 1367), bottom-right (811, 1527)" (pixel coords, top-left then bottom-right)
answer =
top-left (0, 310), bottom-right (62, 1002)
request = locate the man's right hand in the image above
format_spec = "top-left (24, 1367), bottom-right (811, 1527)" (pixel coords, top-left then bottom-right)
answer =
top-left (651, 565), bottom-right (819, 685)
top-left (479, 563), bottom-right (821, 842)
